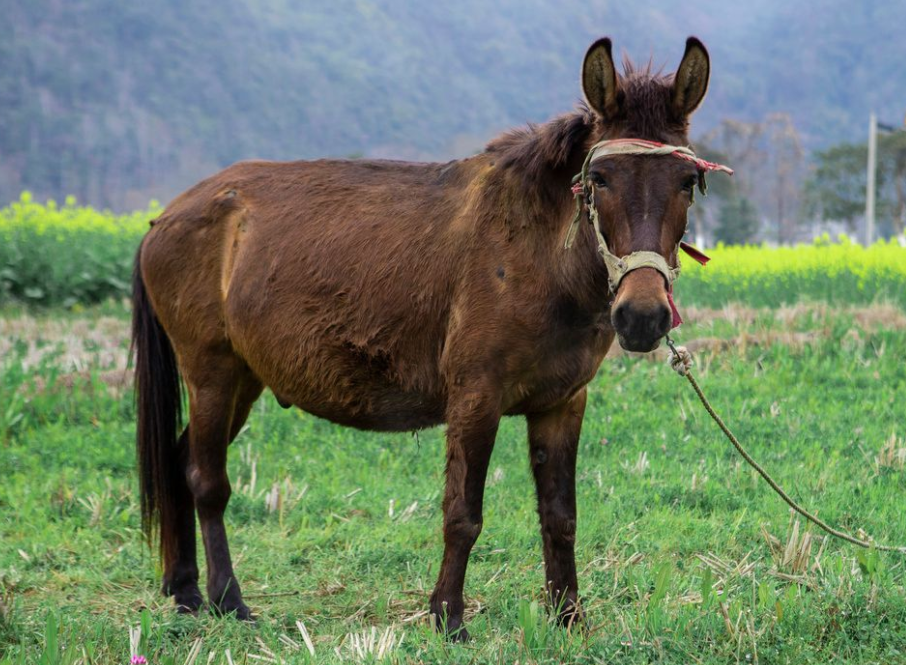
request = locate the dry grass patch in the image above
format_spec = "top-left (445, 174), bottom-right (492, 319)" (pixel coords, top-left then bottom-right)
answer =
top-left (0, 314), bottom-right (129, 371)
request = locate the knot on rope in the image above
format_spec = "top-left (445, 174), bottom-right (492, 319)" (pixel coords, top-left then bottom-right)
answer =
top-left (667, 344), bottom-right (693, 376)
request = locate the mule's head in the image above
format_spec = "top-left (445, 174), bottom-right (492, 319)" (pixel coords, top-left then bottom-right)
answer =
top-left (581, 37), bottom-right (710, 352)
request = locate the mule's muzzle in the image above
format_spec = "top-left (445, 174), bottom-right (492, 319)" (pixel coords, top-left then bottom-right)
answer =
top-left (612, 298), bottom-right (672, 352)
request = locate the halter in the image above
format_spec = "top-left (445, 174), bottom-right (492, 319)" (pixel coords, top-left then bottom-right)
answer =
top-left (564, 138), bottom-right (733, 294)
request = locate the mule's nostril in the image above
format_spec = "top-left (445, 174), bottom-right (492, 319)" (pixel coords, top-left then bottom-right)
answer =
top-left (613, 304), bottom-right (630, 333)
top-left (655, 305), bottom-right (672, 336)
top-left (613, 300), bottom-right (672, 350)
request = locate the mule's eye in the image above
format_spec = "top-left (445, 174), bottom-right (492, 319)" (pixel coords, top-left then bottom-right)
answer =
top-left (682, 175), bottom-right (698, 193)
top-left (589, 173), bottom-right (607, 188)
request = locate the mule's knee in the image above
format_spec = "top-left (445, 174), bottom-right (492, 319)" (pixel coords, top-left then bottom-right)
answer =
top-left (541, 512), bottom-right (576, 547)
top-left (187, 466), bottom-right (231, 515)
top-left (444, 513), bottom-right (483, 548)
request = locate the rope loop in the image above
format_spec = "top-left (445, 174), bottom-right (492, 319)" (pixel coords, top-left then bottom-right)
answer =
top-left (666, 340), bottom-right (693, 376)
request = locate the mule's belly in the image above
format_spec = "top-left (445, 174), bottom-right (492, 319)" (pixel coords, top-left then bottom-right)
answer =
top-left (273, 372), bottom-right (446, 432)
top-left (225, 307), bottom-right (448, 432)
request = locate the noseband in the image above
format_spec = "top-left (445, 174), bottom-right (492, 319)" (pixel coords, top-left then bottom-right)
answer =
top-left (564, 138), bottom-right (733, 293)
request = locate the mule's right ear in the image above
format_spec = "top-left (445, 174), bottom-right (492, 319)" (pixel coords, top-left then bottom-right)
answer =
top-left (672, 37), bottom-right (710, 117)
top-left (582, 38), bottom-right (620, 118)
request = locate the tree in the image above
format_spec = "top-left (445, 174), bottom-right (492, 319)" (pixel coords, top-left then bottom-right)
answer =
top-left (804, 131), bottom-right (906, 237)
top-left (698, 114), bottom-right (805, 244)
top-left (714, 195), bottom-right (760, 245)
top-left (882, 131), bottom-right (906, 237)
top-left (802, 142), bottom-right (867, 232)
top-left (764, 114), bottom-right (805, 244)
top-left (686, 142), bottom-right (735, 245)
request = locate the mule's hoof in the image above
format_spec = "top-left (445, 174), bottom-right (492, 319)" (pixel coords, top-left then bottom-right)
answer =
top-left (447, 625), bottom-right (470, 643)
top-left (174, 596), bottom-right (204, 615)
top-left (432, 612), bottom-right (469, 643)
top-left (555, 601), bottom-right (587, 633)
top-left (172, 587), bottom-right (204, 615)
top-left (557, 609), bottom-right (587, 632)
top-left (210, 600), bottom-right (255, 622)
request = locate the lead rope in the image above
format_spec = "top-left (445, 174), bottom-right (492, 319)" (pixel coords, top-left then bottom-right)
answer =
top-left (665, 334), bottom-right (906, 554)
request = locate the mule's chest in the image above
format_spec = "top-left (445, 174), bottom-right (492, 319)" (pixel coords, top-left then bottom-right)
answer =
top-left (503, 319), bottom-right (614, 415)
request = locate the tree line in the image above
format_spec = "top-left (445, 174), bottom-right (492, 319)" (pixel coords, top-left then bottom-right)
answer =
top-left (696, 114), bottom-right (906, 245)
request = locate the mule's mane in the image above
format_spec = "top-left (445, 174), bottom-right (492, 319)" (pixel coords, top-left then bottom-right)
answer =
top-left (486, 61), bottom-right (681, 189)
top-left (618, 59), bottom-right (679, 141)
top-left (486, 106), bottom-right (596, 190)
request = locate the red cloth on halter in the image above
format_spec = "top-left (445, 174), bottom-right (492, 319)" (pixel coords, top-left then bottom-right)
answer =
top-left (679, 241), bottom-right (710, 266)
top-left (667, 286), bottom-right (683, 329)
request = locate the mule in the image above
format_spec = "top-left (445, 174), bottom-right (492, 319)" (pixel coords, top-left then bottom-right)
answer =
top-left (133, 36), bottom-right (716, 640)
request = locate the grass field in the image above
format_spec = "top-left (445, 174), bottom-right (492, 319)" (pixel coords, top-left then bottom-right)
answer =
top-left (2, 301), bottom-right (906, 664)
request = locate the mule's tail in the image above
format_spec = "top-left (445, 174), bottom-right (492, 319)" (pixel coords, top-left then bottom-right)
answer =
top-left (132, 241), bottom-right (183, 567)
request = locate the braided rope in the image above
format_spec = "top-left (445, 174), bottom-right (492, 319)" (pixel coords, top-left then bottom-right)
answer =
top-left (665, 336), bottom-right (906, 554)
top-left (587, 139), bottom-right (734, 175)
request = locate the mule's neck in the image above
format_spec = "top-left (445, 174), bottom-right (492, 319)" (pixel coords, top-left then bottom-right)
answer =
top-left (486, 109), bottom-right (613, 316)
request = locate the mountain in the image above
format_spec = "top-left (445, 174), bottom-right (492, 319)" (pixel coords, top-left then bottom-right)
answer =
top-left (2, 0), bottom-right (904, 210)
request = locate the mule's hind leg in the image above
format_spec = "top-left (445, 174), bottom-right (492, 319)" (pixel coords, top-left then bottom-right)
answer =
top-left (161, 426), bottom-right (204, 613)
top-left (163, 372), bottom-right (260, 614)
top-left (183, 355), bottom-right (262, 619)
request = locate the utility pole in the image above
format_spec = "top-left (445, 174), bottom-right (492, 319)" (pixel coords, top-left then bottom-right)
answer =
top-left (865, 112), bottom-right (877, 245)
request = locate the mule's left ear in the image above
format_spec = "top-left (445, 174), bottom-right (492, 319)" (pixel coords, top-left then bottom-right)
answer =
top-left (582, 38), bottom-right (621, 118)
top-left (672, 37), bottom-right (710, 117)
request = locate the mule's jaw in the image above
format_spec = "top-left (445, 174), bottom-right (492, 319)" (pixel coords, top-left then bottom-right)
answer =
top-left (617, 334), bottom-right (662, 353)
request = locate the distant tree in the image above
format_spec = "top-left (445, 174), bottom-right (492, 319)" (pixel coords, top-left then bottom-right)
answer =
top-left (886, 131), bottom-right (906, 237)
top-left (764, 114), bottom-right (805, 244)
top-left (699, 120), bottom-right (765, 202)
top-left (804, 131), bottom-right (906, 236)
top-left (699, 114), bottom-right (805, 244)
top-left (802, 142), bottom-right (867, 232)
top-left (714, 195), bottom-right (760, 245)
top-left (686, 141), bottom-right (735, 244)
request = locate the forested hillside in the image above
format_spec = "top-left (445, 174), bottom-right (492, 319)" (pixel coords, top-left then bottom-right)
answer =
top-left (2, 0), bottom-right (904, 210)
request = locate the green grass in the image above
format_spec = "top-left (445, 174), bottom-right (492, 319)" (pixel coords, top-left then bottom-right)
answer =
top-left (2, 303), bottom-right (906, 663)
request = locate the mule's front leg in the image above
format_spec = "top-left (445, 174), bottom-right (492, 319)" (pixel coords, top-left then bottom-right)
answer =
top-left (429, 389), bottom-right (500, 642)
top-left (527, 388), bottom-right (587, 628)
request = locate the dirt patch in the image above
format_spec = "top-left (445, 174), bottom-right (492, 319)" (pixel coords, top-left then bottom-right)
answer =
top-left (604, 301), bottom-right (906, 362)
top-left (682, 302), bottom-right (906, 331)
top-left (606, 330), bottom-right (824, 361)
top-left (0, 315), bottom-right (129, 371)
top-left (3, 302), bottom-right (904, 389)
top-left (26, 367), bottom-right (135, 398)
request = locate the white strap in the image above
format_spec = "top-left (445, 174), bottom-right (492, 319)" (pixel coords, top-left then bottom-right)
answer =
top-left (586, 199), bottom-right (679, 292)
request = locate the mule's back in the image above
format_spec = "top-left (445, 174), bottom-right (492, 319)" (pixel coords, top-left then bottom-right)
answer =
top-left (141, 157), bottom-right (495, 430)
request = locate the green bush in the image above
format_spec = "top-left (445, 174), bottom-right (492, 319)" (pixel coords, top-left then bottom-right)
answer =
top-left (2, 194), bottom-right (905, 309)
top-left (0, 193), bottom-right (154, 306)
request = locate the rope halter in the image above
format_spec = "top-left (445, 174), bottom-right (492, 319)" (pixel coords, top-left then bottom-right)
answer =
top-left (564, 138), bottom-right (733, 294)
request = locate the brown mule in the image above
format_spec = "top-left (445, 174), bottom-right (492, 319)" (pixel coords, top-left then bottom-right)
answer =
top-left (133, 36), bottom-right (714, 639)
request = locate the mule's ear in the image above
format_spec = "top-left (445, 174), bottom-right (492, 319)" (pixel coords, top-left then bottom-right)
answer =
top-left (582, 38), bottom-right (620, 118)
top-left (672, 37), bottom-right (710, 116)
